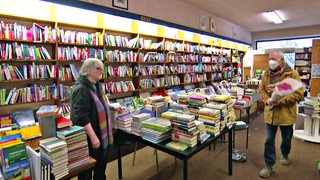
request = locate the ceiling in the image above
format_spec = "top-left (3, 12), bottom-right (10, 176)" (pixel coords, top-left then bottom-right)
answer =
top-left (180, 0), bottom-right (320, 32)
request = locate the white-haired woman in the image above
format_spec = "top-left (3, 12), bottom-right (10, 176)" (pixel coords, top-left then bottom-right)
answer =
top-left (70, 58), bottom-right (121, 180)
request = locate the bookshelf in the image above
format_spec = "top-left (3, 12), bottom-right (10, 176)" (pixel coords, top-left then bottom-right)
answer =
top-left (295, 48), bottom-right (312, 92)
top-left (0, 14), bottom-right (246, 114)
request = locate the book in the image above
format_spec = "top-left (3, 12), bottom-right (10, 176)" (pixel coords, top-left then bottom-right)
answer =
top-left (39, 137), bottom-right (67, 153)
top-left (165, 141), bottom-right (189, 151)
top-left (11, 110), bottom-right (36, 127)
top-left (36, 105), bottom-right (59, 117)
top-left (141, 117), bottom-right (171, 132)
top-left (55, 116), bottom-right (72, 129)
top-left (56, 125), bottom-right (84, 139)
top-left (26, 146), bottom-right (41, 180)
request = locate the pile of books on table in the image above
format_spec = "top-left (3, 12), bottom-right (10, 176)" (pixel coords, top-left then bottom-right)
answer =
top-left (177, 94), bottom-right (189, 105)
top-left (117, 113), bottom-right (133, 133)
top-left (131, 113), bottom-right (151, 136)
top-left (170, 114), bottom-right (199, 148)
top-left (141, 117), bottom-right (171, 143)
top-left (56, 125), bottom-right (89, 171)
top-left (197, 107), bottom-right (221, 136)
top-left (39, 137), bottom-right (68, 180)
top-left (188, 94), bottom-right (206, 108)
top-left (194, 120), bottom-right (210, 144)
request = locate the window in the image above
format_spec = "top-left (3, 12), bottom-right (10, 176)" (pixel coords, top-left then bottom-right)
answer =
top-left (256, 37), bottom-right (319, 50)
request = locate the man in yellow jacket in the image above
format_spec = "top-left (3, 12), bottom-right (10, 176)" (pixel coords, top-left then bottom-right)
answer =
top-left (258, 50), bottom-right (304, 178)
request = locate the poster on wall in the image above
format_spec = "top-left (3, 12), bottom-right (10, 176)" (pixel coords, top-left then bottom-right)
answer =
top-left (311, 64), bottom-right (320, 78)
top-left (113, 0), bottom-right (128, 10)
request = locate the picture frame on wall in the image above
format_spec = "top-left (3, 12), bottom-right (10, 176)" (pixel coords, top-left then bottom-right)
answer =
top-left (209, 17), bottom-right (216, 33)
top-left (112, 0), bottom-right (128, 10)
top-left (200, 15), bottom-right (207, 30)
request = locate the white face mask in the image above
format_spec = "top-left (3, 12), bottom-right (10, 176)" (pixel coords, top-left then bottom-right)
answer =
top-left (269, 59), bottom-right (279, 70)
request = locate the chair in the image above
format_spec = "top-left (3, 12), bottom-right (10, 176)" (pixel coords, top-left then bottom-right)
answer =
top-left (233, 121), bottom-right (249, 149)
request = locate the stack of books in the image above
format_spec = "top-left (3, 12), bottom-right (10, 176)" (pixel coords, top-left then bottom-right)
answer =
top-left (170, 114), bottom-right (199, 147)
top-left (0, 138), bottom-right (31, 179)
top-left (56, 125), bottom-right (90, 171)
top-left (194, 120), bottom-right (210, 144)
top-left (141, 117), bottom-right (171, 143)
top-left (177, 94), bottom-right (189, 105)
top-left (145, 96), bottom-right (166, 118)
top-left (117, 113), bottom-right (133, 133)
top-left (205, 101), bottom-right (228, 129)
top-left (161, 111), bottom-right (181, 120)
top-left (169, 103), bottom-right (189, 113)
top-left (131, 113), bottom-right (151, 136)
top-left (212, 95), bottom-right (233, 128)
top-left (39, 137), bottom-right (68, 180)
top-left (198, 107), bottom-right (221, 136)
top-left (55, 116), bottom-right (73, 130)
top-left (188, 94), bottom-right (207, 108)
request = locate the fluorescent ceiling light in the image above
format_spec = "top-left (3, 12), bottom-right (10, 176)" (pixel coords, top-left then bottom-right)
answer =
top-left (265, 10), bottom-right (283, 24)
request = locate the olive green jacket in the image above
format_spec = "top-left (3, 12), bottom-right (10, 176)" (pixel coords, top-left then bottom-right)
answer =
top-left (258, 65), bottom-right (304, 125)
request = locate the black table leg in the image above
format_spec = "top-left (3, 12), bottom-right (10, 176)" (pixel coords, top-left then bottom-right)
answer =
top-left (183, 159), bottom-right (188, 180)
top-left (118, 133), bottom-right (122, 179)
top-left (228, 127), bottom-right (233, 175)
top-left (246, 106), bottom-right (251, 124)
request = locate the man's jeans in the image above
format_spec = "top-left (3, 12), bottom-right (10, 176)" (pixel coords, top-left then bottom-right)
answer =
top-left (264, 123), bottom-right (293, 167)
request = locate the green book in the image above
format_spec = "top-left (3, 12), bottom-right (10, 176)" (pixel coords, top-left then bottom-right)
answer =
top-left (141, 117), bottom-right (171, 132)
top-left (2, 88), bottom-right (6, 105)
top-left (56, 125), bottom-right (84, 139)
top-left (1, 142), bottom-right (27, 166)
top-left (165, 141), bottom-right (188, 151)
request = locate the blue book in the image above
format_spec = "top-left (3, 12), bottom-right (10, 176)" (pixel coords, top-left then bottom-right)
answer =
top-left (11, 110), bottom-right (35, 127)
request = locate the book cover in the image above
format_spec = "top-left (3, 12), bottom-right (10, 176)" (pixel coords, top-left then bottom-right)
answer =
top-left (1, 141), bottom-right (27, 167)
top-left (39, 137), bottom-right (67, 153)
top-left (141, 117), bottom-right (171, 132)
top-left (11, 110), bottom-right (35, 127)
top-left (56, 125), bottom-right (84, 139)
top-left (165, 141), bottom-right (189, 151)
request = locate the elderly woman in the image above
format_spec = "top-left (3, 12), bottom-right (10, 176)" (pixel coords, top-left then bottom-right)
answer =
top-left (70, 58), bottom-right (121, 180)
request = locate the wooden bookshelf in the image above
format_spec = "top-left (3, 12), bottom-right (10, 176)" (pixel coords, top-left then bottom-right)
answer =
top-left (310, 39), bottom-right (320, 96)
top-left (0, 14), bottom-right (245, 116)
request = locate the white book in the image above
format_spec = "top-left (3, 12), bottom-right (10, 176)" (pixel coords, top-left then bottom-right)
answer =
top-left (26, 146), bottom-right (41, 180)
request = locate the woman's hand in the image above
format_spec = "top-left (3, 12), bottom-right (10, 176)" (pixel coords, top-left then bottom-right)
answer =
top-left (91, 136), bottom-right (100, 149)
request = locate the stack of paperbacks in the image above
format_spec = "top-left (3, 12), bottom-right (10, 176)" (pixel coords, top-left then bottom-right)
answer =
top-left (131, 113), bottom-right (151, 136)
top-left (56, 125), bottom-right (89, 171)
top-left (39, 137), bottom-right (68, 180)
top-left (169, 114), bottom-right (199, 148)
top-left (169, 103), bottom-right (189, 114)
top-left (141, 117), bottom-right (171, 143)
top-left (212, 95), bottom-right (234, 127)
top-left (177, 94), bottom-right (189, 105)
top-left (0, 138), bottom-right (31, 179)
top-left (205, 101), bottom-right (228, 130)
top-left (197, 107), bottom-right (221, 136)
top-left (188, 94), bottom-right (207, 108)
top-left (194, 120), bottom-right (210, 144)
top-left (117, 113), bottom-right (133, 133)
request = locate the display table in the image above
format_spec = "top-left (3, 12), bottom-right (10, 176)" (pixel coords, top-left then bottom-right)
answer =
top-left (116, 126), bottom-right (234, 180)
top-left (294, 114), bottom-right (320, 143)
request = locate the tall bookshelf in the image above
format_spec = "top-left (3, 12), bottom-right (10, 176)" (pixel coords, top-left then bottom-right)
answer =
top-left (295, 48), bottom-right (312, 92)
top-left (0, 14), bottom-right (246, 115)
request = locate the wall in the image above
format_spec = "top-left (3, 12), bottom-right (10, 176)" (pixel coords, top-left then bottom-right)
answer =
top-left (252, 25), bottom-right (320, 49)
top-left (83, 0), bottom-right (251, 44)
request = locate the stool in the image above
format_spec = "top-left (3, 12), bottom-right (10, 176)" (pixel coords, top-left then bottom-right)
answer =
top-left (233, 121), bottom-right (249, 149)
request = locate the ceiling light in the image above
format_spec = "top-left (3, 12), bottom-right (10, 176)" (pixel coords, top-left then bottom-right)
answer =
top-left (265, 10), bottom-right (283, 24)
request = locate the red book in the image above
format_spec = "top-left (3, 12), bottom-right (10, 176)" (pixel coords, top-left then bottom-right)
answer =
top-left (55, 117), bottom-right (72, 129)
